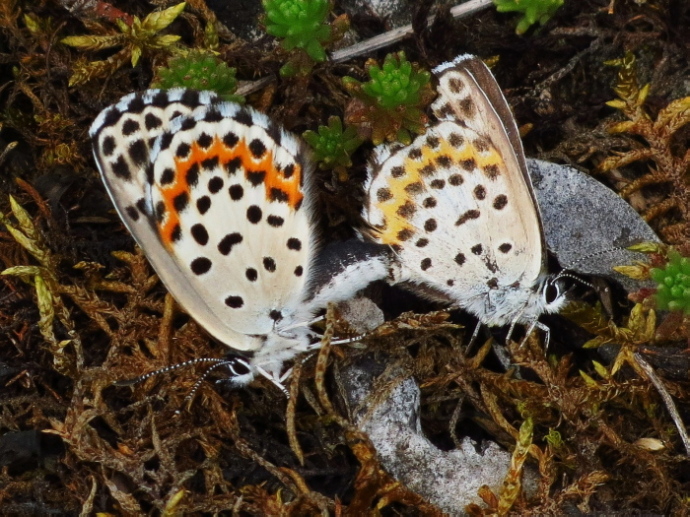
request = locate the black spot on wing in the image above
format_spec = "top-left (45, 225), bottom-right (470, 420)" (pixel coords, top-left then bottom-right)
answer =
top-left (197, 196), bottom-right (211, 214)
top-left (201, 156), bottom-right (219, 171)
top-left (223, 131), bottom-right (239, 148)
top-left (179, 89), bottom-right (201, 107)
top-left (127, 95), bottom-right (146, 113)
top-left (111, 155), bottom-right (131, 180)
top-left (263, 257), bottom-right (276, 272)
top-left (225, 295), bottom-right (244, 308)
top-left (247, 205), bottom-right (262, 223)
top-left (233, 110), bottom-right (253, 126)
top-left (218, 233), bottom-right (242, 255)
top-left (196, 132), bottom-right (213, 149)
top-left (208, 176), bottom-right (224, 193)
top-left (229, 184), bottom-right (244, 200)
top-left (144, 113), bottom-right (162, 130)
top-left (180, 118), bottom-right (196, 132)
top-left (267, 215), bottom-right (284, 227)
top-left (287, 238), bottom-right (302, 251)
top-left (101, 135), bottom-right (116, 157)
top-left (121, 119), bottom-right (140, 136)
top-left (190, 257), bottom-right (212, 275)
top-left (249, 139), bottom-right (266, 158)
top-left (248, 170), bottom-right (266, 186)
top-left (128, 139), bottom-right (148, 166)
top-left (191, 224), bottom-right (209, 245)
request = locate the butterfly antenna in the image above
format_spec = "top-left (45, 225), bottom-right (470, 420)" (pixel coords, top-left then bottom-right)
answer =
top-left (552, 272), bottom-right (595, 289)
top-left (113, 357), bottom-right (229, 387)
top-left (329, 333), bottom-right (366, 345)
top-left (553, 245), bottom-right (644, 284)
top-left (175, 360), bottom-right (236, 415)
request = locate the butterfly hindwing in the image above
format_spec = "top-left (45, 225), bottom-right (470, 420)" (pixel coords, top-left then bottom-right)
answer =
top-left (91, 89), bottom-right (316, 350)
top-left (362, 54), bottom-right (562, 328)
top-left (149, 102), bottom-right (315, 339)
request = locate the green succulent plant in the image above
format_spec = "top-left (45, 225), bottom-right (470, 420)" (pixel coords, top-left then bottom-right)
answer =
top-left (651, 250), bottom-right (690, 313)
top-left (302, 116), bottom-right (362, 173)
top-left (343, 51), bottom-right (434, 145)
top-left (152, 51), bottom-right (244, 102)
top-left (263, 0), bottom-right (331, 62)
top-left (493, 0), bottom-right (564, 34)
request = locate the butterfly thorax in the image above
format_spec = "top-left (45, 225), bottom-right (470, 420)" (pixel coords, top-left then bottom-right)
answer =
top-left (250, 326), bottom-right (315, 379)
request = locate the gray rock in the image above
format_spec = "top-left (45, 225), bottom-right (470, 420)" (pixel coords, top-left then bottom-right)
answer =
top-left (528, 159), bottom-right (659, 293)
top-left (339, 357), bottom-right (538, 515)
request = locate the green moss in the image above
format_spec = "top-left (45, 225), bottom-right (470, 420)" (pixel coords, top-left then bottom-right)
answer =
top-left (650, 249), bottom-right (690, 313)
top-left (360, 52), bottom-right (430, 110)
top-left (493, 0), bottom-right (563, 34)
top-left (263, 0), bottom-right (331, 62)
top-left (152, 51), bottom-right (244, 102)
top-left (302, 116), bottom-right (361, 170)
top-left (342, 52), bottom-right (434, 145)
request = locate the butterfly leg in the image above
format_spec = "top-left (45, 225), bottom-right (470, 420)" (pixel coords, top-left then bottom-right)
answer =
top-left (513, 319), bottom-right (551, 351)
top-left (464, 320), bottom-right (484, 354)
top-left (278, 315), bottom-right (326, 333)
top-left (536, 321), bottom-right (551, 351)
top-left (255, 366), bottom-right (291, 398)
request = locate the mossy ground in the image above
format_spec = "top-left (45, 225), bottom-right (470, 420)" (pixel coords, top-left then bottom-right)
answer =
top-left (0, 1), bottom-right (689, 514)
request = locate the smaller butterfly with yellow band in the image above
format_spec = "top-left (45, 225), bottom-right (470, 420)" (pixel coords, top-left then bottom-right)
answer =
top-left (361, 54), bottom-right (568, 343)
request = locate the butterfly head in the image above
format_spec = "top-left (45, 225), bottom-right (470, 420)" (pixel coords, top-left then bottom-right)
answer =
top-left (539, 274), bottom-right (569, 316)
top-left (465, 274), bottom-right (568, 328)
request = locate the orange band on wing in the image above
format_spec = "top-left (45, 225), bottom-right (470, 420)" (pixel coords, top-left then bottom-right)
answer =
top-left (158, 135), bottom-right (303, 247)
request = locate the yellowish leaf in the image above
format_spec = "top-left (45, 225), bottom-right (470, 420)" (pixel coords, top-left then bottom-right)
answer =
top-left (582, 336), bottom-right (606, 349)
top-left (2, 265), bottom-right (44, 277)
top-left (10, 196), bottom-right (38, 239)
top-left (627, 303), bottom-right (645, 334)
top-left (613, 264), bottom-right (649, 280)
top-left (627, 241), bottom-right (665, 254)
top-left (143, 2), bottom-right (186, 32)
top-left (579, 370), bottom-right (599, 387)
top-left (35, 274), bottom-right (56, 345)
top-left (131, 46), bottom-right (142, 67)
top-left (0, 215), bottom-right (42, 261)
top-left (544, 429), bottom-right (563, 448)
top-left (592, 360), bottom-right (610, 379)
top-left (608, 120), bottom-right (637, 134)
top-left (162, 489), bottom-right (187, 517)
top-left (116, 17), bottom-right (130, 33)
top-left (606, 99), bottom-right (627, 110)
top-left (655, 96), bottom-right (690, 133)
top-left (154, 34), bottom-right (181, 48)
top-left (23, 13), bottom-right (41, 34)
top-left (62, 34), bottom-right (124, 50)
top-left (637, 83), bottom-right (650, 104)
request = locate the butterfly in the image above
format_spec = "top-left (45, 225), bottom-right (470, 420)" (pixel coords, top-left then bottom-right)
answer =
top-left (361, 54), bottom-right (567, 342)
top-left (90, 88), bottom-right (391, 392)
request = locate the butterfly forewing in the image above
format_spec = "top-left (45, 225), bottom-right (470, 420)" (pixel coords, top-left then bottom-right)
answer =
top-left (91, 90), bottom-right (315, 350)
top-left (149, 103), bottom-right (315, 338)
top-left (432, 55), bottom-right (546, 273)
top-left (363, 54), bottom-right (549, 310)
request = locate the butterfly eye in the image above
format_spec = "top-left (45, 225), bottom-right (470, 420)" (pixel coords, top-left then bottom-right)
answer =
top-left (227, 357), bottom-right (251, 377)
top-left (543, 281), bottom-right (561, 305)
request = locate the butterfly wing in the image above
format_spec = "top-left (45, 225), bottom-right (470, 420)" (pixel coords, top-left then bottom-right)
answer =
top-left (432, 54), bottom-right (547, 270)
top-left (363, 55), bottom-right (545, 303)
top-left (91, 90), bottom-right (316, 350)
